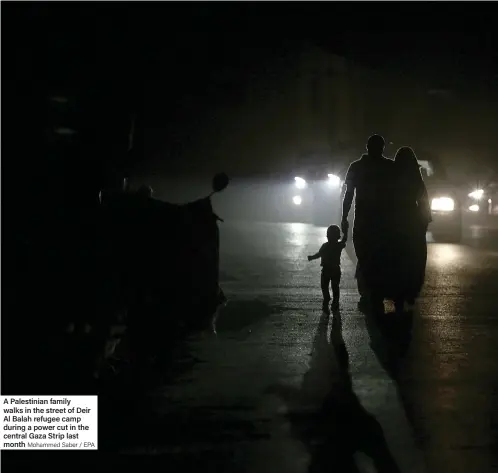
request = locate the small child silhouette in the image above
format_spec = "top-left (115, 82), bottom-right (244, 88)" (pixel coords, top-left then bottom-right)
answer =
top-left (308, 224), bottom-right (348, 313)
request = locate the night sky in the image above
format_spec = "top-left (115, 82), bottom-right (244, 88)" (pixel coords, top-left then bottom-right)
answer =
top-left (3, 2), bottom-right (498, 180)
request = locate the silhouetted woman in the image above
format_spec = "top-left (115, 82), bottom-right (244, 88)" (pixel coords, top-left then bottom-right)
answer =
top-left (392, 147), bottom-right (432, 311)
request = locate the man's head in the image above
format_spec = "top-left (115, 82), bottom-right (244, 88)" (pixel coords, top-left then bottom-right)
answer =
top-left (366, 134), bottom-right (385, 156)
top-left (327, 225), bottom-right (341, 242)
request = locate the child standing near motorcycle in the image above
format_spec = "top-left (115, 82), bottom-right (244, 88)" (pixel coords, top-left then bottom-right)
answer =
top-left (308, 224), bottom-right (348, 314)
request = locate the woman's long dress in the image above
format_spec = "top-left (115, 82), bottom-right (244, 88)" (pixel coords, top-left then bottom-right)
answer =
top-left (391, 173), bottom-right (431, 301)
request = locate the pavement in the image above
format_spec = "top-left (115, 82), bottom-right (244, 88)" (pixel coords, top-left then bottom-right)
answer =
top-left (5, 221), bottom-right (498, 472)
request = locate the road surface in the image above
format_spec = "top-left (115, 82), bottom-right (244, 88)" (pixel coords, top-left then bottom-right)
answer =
top-left (6, 222), bottom-right (498, 472)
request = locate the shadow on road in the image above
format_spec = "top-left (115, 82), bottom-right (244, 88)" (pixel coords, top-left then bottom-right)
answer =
top-left (364, 309), bottom-right (414, 380)
top-left (362, 305), bottom-right (429, 459)
top-left (269, 311), bottom-right (400, 473)
top-left (214, 298), bottom-right (276, 333)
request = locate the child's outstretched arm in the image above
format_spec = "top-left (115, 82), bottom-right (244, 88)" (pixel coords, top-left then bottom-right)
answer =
top-left (308, 243), bottom-right (325, 261)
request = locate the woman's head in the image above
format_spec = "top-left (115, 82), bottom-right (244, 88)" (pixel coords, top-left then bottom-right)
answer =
top-left (394, 147), bottom-right (420, 173)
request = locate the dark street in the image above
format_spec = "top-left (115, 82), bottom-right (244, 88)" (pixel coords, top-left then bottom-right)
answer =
top-left (3, 3), bottom-right (498, 472)
top-left (10, 222), bottom-right (496, 473)
top-left (179, 222), bottom-right (498, 473)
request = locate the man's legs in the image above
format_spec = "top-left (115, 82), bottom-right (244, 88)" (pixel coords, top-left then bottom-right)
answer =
top-left (355, 263), bottom-right (368, 296)
top-left (353, 231), bottom-right (370, 310)
top-left (354, 230), bottom-right (384, 315)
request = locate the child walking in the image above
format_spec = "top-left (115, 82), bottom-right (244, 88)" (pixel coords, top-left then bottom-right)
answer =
top-left (308, 224), bottom-right (348, 313)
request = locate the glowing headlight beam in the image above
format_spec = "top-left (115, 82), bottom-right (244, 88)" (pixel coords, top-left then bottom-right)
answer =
top-left (469, 204), bottom-right (479, 212)
top-left (468, 189), bottom-right (484, 200)
top-left (292, 195), bottom-right (302, 205)
top-left (294, 177), bottom-right (307, 189)
top-left (327, 174), bottom-right (341, 187)
top-left (431, 197), bottom-right (455, 212)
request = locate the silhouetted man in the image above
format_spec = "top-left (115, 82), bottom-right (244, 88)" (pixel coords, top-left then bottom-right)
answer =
top-left (341, 135), bottom-right (395, 310)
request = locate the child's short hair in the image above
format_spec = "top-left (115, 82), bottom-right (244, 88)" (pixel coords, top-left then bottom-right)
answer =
top-left (327, 225), bottom-right (341, 240)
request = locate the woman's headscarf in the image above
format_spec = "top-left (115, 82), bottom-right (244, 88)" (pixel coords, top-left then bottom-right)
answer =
top-left (394, 147), bottom-right (421, 175)
top-left (394, 147), bottom-right (428, 206)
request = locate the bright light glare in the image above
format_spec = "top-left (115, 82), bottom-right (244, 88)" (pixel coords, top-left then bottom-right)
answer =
top-left (468, 189), bottom-right (484, 200)
top-left (294, 177), bottom-right (307, 189)
top-left (433, 244), bottom-right (460, 266)
top-left (469, 204), bottom-right (479, 212)
top-left (327, 174), bottom-right (341, 187)
top-left (431, 197), bottom-right (455, 211)
top-left (292, 195), bottom-right (302, 205)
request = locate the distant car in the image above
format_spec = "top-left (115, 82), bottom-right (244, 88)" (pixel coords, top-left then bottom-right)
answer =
top-left (465, 182), bottom-right (498, 216)
top-left (463, 180), bottom-right (498, 235)
top-left (419, 159), bottom-right (463, 242)
top-left (291, 166), bottom-right (343, 225)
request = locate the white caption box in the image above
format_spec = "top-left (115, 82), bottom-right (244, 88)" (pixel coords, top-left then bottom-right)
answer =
top-left (0, 395), bottom-right (98, 450)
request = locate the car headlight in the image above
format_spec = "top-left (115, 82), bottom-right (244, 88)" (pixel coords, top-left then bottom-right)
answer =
top-left (327, 173), bottom-right (341, 188)
top-left (469, 204), bottom-right (479, 212)
top-left (292, 195), bottom-right (302, 205)
top-left (468, 189), bottom-right (484, 200)
top-left (431, 197), bottom-right (455, 211)
top-left (294, 177), bottom-right (307, 189)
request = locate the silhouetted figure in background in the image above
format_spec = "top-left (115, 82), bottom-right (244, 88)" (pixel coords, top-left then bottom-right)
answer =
top-left (123, 184), bottom-right (162, 363)
top-left (392, 147), bottom-right (432, 311)
top-left (308, 224), bottom-right (348, 313)
top-left (136, 184), bottom-right (154, 199)
top-left (341, 135), bottom-right (396, 312)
